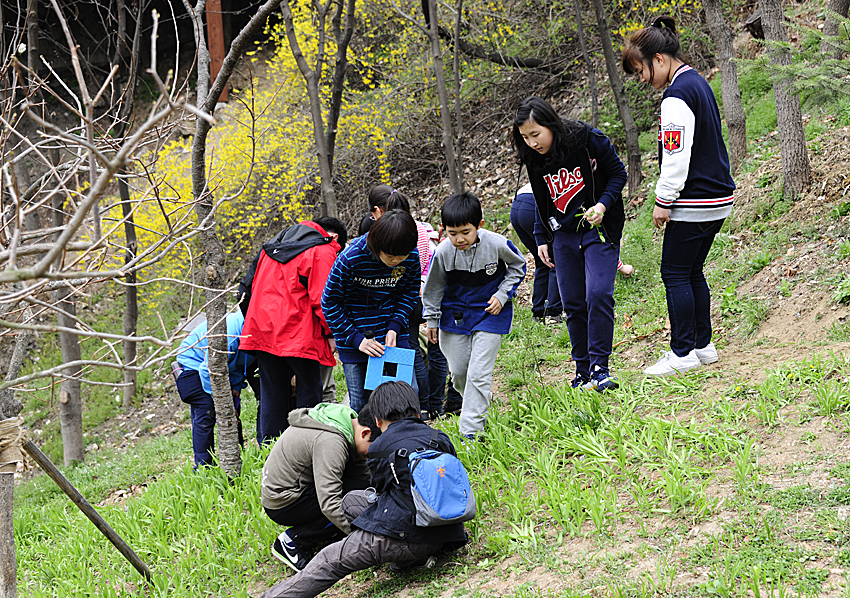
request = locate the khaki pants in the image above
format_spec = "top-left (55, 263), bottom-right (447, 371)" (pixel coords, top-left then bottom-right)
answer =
top-left (258, 490), bottom-right (442, 598)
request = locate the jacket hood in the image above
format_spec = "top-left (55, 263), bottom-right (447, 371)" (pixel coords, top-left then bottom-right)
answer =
top-left (287, 405), bottom-right (355, 445)
top-left (262, 222), bottom-right (340, 265)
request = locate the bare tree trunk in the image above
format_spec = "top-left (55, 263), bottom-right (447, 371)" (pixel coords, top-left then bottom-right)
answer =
top-left (590, 0), bottom-right (641, 197)
top-left (326, 0), bottom-right (355, 171)
top-left (761, 0), bottom-right (810, 199)
top-left (574, 0), bottom-right (598, 128)
top-left (452, 0), bottom-right (465, 191)
top-left (51, 193), bottom-right (84, 466)
top-left (822, 0), bottom-right (850, 58)
top-left (183, 0), bottom-right (285, 476)
top-left (119, 176), bottom-right (138, 409)
top-left (426, 0), bottom-right (463, 194)
top-left (26, 0), bottom-right (39, 92)
top-left (704, 0), bottom-right (747, 175)
top-left (280, 0), bottom-right (338, 218)
top-left (0, 470), bottom-right (15, 598)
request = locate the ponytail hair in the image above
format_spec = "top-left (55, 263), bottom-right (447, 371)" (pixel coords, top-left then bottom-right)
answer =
top-left (622, 15), bottom-right (683, 79)
top-left (368, 184), bottom-right (411, 214)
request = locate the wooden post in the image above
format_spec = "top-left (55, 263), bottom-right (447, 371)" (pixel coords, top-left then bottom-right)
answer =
top-left (207, 0), bottom-right (228, 102)
top-left (22, 440), bottom-right (153, 584)
top-left (0, 473), bottom-right (16, 598)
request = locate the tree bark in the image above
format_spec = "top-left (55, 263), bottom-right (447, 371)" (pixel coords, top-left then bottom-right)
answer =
top-left (704, 0), bottom-right (747, 175)
top-left (119, 175), bottom-right (138, 409)
top-left (761, 0), bottom-right (811, 199)
top-left (51, 195), bottom-right (84, 466)
top-left (590, 0), bottom-right (641, 197)
top-left (822, 0), bottom-right (850, 58)
top-left (280, 0), bottom-right (338, 218)
top-left (326, 0), bottom-right (355, 171)
top-left (452, 0), bottom-right (465, 191)
top-left (426, 0), bottom-right (463, 194)
top-left (26, 0), bottom-right (39, 93)
top-left (574, 0), bottom-right (598, 127)
top-left (183, 0), bottom-right (285, 476)
top-left (0, 472), bottom-right (15, 598)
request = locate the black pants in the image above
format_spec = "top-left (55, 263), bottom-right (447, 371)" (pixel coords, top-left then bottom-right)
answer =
top-left (256, 352), bottom-right (323, 445)
top-left (264, 477), bottom-right (371, 551)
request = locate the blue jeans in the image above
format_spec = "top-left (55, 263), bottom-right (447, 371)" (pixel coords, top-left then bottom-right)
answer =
top-left (511, 194), bottom-right (562, 317)
top-left (552, 226), bottom-right (619, 376)
top-left (343, 359), bottom-right (419, 413)
top-left (661, 219), bottom-right (725, 357)
top-left (176, 369), bottom-right (241, 468)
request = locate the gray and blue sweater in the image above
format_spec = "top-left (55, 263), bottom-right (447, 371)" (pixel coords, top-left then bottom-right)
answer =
top-left (422, 229), bottom-right (527, 336)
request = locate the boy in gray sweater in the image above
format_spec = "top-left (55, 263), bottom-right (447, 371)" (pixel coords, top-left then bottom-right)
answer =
top-left (261, 402), bottom-right (381, 571)
top-left (422, 192), bottom-right (526, 439)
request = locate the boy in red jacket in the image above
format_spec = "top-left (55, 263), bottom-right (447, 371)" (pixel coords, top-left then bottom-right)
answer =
top-left (240, 217), bottom-right (348, 444)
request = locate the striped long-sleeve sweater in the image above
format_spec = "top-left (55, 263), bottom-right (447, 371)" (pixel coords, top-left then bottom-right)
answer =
top-left (321, 234), bottom-right (420, 363)
top-left (655, 64), bottom-right (736, 221)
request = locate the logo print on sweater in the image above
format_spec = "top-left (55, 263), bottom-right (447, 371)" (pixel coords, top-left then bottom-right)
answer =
top-left (662, 124), bottom-right (685, 155)
top-left (391, 265), bottom-right (406, 280)
top-left (543, 167), bottom-right (585, 213)
top-left (485, 262), bottom-right (497, 276)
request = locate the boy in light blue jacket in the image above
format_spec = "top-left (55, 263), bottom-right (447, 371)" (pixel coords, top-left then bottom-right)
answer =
top-left (422, 192), bottom-right (526, 439)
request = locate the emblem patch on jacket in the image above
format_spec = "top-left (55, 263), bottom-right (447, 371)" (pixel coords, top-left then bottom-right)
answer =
top-left (485, 262), bottom-right (497, 276)
top-left (544, 166), bottom-right (585, 213)
top-left (392, 265), bottom-right (406, 280)
top-left (662, 124), bottom-right (685, 155)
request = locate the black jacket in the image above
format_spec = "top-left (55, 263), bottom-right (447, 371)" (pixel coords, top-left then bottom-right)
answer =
top-left (352, 418), bottom-right (469, 544)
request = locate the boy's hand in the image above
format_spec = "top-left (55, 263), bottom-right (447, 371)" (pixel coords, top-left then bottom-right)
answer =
top-left (359, 337), bottom-right (385, 357)
top-left (427, 327), bottom-right (439, 344)
top-left (538, 244), bottom-right (554, 269)
top-left (327, 337), bottom-right (336, 353)
top-left (485, 296), bottom-right (502, 315)
top-left (385, 329), bottom-right (397, 347)
top-left (584, 202), bottom-right (606, 226)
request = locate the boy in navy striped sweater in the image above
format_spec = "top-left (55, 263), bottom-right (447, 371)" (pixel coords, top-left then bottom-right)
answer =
top-left (321, 211), bottom-right (421, 412)
top-left (423, 193), bottom-right (526, 439)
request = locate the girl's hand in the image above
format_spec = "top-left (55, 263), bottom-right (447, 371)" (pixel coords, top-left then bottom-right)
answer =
top-left (538, 244), bottom-right (555, 268)
top-left (427, 327), bottom-right (439, 344)
top-left (585, 203), bottom-right (607, 226)
top-left (485, 296), bottom-right (503, 315)
top-left (359, 337), bottom-right (385, 357)
top-left (385, 330), bottom-right (398, 347)
top-left (653, 206), bottom-right (671, 228)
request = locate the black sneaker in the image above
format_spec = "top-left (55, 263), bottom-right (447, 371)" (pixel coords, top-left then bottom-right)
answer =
top-left (390, 555), bottom-right (437, 574)
top-left (272, 533), bottom-right (311, 572)
top-left (570, 373), bottom-right (589, 389)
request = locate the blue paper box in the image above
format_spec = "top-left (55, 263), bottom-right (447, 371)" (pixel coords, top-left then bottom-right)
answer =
top-left (364, 346), bottom-right (416, 390)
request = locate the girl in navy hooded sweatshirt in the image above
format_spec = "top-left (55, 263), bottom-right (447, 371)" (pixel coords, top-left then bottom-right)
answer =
top-left (623, 16), bottom-right (735, 377)
top-left (512, 96), bottom-right (627, 392)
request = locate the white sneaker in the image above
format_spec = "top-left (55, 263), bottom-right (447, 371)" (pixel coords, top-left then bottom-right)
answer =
top-left (694, 342), bottom-right (718, 365)
top-left (644, 350), bottom-right (700, 376)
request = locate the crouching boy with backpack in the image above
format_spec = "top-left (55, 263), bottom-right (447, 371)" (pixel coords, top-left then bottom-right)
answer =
top-left (258, 381), bottom-right (472, 598)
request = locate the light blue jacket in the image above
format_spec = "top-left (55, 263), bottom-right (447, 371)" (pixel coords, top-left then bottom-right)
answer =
top-left (176, 312), bottom-right (254, 394)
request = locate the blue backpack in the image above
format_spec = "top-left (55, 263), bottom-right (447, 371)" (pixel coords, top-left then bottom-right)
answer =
top-left (376, 429), bottom-right (476, 527)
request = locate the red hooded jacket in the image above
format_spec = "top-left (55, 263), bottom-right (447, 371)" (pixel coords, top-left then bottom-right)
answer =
top-left (240, 221), bottom-right (341, 366)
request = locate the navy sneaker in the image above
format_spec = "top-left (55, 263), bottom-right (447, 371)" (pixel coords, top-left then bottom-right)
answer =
top-left (570, 373), bottom-right (589, 389)
top-left (271, 531), bottom-right (311, 572)
top-left (584, 366), bottom-right (619, 392)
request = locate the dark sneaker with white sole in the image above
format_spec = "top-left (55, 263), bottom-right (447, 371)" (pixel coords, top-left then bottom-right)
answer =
top-left (570, 373), bottom-right (589, 389)
top-left (583, 366), bottom-right (619, 392)
top-left (271, 532), bottom-right (311, 572)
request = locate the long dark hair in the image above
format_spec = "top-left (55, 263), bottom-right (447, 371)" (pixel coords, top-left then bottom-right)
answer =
top-left (622, 15), bottom-right (683, 85)
top-left (511, 96), bottom-right (587, 169)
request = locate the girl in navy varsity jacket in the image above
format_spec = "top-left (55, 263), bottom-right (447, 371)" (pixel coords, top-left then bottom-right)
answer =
top-left (512, 96), bottom-right (627, 392)
top-left (623, 16), bottom-right (735, 376)
top-left (321, 210), bottom-right (421, 412)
